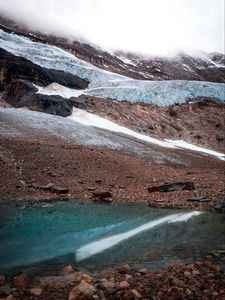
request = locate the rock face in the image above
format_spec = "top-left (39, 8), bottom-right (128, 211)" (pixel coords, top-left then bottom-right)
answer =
top-left (0, 48), bottom-right (88, 91)
top-left (3, 79), bottom-right (87, 117)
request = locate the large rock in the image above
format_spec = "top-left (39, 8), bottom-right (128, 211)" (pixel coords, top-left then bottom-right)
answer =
top-left (3, 79), bottom-right (81, 117)
top-left (12, 273), bottom-right (30, 288)
top-left (0, 276), bottom-right (5, 286)
top-left (68, 281), bottom-right (96, 300)
top-left (148, 182), bottom-right (195, 193)
top-left (0, 48), bottom-right (88, 90)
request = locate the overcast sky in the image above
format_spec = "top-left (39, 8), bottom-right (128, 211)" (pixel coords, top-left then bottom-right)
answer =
top-left (0, 0), bottom-right (224, 56)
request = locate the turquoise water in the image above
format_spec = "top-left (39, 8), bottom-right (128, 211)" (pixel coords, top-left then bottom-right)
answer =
top-left (0, 201), bottom-right (224, 276)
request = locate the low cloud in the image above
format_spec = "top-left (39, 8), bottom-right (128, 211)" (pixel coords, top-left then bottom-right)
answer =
top-left (0, 0), bottom-right (224, 56)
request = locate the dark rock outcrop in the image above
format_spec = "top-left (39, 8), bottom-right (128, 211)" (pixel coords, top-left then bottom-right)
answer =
top-left (148, 182), bottom-right (195, 193)
top-left (0, 48), bottom-right (88, 91)
top-left (3, 79), bottom-right (87, 117)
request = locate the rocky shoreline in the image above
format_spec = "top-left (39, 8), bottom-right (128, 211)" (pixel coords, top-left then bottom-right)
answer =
top-left (1, 259), bottom-right (225, 300)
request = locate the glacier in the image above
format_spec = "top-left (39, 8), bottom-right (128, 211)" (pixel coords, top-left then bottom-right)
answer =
top-left (1, 29), bottom-right (225, 107)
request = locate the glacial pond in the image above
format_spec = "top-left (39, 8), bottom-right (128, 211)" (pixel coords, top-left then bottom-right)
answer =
top-left (0, 201), bottom-right (224, 276)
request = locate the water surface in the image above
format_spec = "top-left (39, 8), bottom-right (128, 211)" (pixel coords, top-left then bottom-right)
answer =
top-left (0, 201), bottom-right (224, 276)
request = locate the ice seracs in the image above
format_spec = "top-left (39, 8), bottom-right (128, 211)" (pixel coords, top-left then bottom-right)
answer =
top-left (1, 29), bottom-right (225, 107)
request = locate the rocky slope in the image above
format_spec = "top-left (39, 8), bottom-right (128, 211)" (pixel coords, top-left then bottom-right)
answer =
top-left (1, 261), bottom-right (225, 300)
top-left (0, 107), bottom-right (224, 212)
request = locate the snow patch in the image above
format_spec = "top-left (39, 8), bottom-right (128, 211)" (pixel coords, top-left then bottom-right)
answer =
top-left (35, 83), bottom-right (85, 98)
top-left (69, 109), bottom-right (225, 160)
top-left (68, 108), bottom-right (175, 148)
top-left (166, 140), bottom-right (225, 161)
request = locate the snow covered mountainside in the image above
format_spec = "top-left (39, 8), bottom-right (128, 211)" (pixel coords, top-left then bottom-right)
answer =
top-left (1, 29), bottom-right (225, 107)
top-left (1, 16), bottom-right (225, 83)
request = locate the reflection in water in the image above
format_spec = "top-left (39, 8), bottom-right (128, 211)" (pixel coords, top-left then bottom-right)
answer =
top-left (76, 212), bottom-right (202, 261)
top-left (0, 201), bottom-right (224, 275)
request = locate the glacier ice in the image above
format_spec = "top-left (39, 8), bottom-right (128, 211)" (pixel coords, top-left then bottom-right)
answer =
top-left (1, 29), bottom-right (225, 107)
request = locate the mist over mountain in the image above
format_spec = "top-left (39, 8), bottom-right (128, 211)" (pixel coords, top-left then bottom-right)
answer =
top-left (0, 0), bottom-right (224, 56)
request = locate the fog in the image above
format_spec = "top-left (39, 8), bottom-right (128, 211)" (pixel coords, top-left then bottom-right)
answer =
top-left (0, 0), bottom-right (224, 56)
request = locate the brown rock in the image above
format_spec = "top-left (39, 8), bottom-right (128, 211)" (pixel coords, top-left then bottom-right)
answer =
top-left (148, 182), bottom-right (195, 193)
top-left (99, 279), bottom-right (115, 291)
top-left (68, 281), bottom-right (96, 300)
top-left (125, 274), bottom-right (133, 280)
top-left (184, 271), bottom-right (191, 278)
top-left (122, 291), bottom-right (135, 300)
top-left (51, 186), bottom-right (69, 194)
top-left (61, 265), bottom-right (75, 274)
top-left (13, 272), bottom-right (30, 287)
top-left (0, 275), bottom-right (5, 286)
top-left (185, 288), bottom-right (192, 297)
top-left (131, 289), bottom-right (142, 298)
top-left (138, 268), bottom-right (148, 275)
top-left (92, 190), bottom-right (112, 199)
top-left (117, 264), bottom-right (131, 274)
top-left (35, 273), bottom-right (77, 289)
top-left (119, 281), bottom-right (130, 289)
top-left (75, 273), bottom-right (93, 283)
top-left (29, 288), bottom-right (42, 296)
top-left (4, 295), bottom-right (15, 300)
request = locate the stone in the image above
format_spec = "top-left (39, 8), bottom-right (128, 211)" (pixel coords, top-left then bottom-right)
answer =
top-left (29, 288), bottom-right (42, 296)
top-left (35, 273), bottom-right (77, 289)
top-left (119, 281), bottom-right (130, 289)
top-left (75, 273), bottom-right (93, 283)
top-left (68, 281), bottom-right (96, 300)
top-left (95, 179), bottom-right (103, 183)
top-left (185, 288), bottom-right (192, 296)
top-left (131, 289), bottom-right (142, 298)
top-left (13, 272), bottom-right (30, 287)
top-left (99, 279), bottom-right (115, 291)
top-left (125, 274), bottom-right (133, 280)
top-left (0, 276), bottom-right (5, 286)
top-left (5, 295), bottom-right (15, 300)
top-left (51, 186), bottom-right (70, 194)
top-left (122, 291), bottom-right (135, 300)
top-left (92, 190), bottom-right (112, 199)
top-left (61, 265), bottom-right (75, 274)
top-left (138, 268), bottom-right (148, 275)
top-left (117, 264), bottom-right (131, 274)
top-left (148, 182), bottom-right (195, 193)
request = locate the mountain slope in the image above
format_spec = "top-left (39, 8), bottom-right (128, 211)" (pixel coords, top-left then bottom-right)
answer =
top-left (1, 29), bottom-right (225, 107)
top-left (0, 16), bottom-right (225, 83)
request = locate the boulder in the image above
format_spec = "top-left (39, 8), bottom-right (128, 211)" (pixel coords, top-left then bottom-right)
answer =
top-left (61, 265), bottom-right (75, 274)
top-left (92, 190), bottom-right (112, 200)
top-left (131, 289), bottom-right (142, 298)
top-left (34, 273), bottom-right (78, 289)
top-left (68, 281), bottom-right (96, 300)
top-left (99, 279), bottom-right (115, 291)
top-left (29, 288), bottom-right (42, 296)
top-left (4, 80), bottom-right (77, 117)
top-left (148, 182), bottom-right (195, 193)
top-left (12, 273), bottom-right (30, 287)
top-left (51, 186), bottom-right (70, 194)
top-left (0, 276), bottom-right (5, 286)
top-left (138, 268), bottom-right (148, 275)
top-left (119, 281), bottom-right (130, 289)
top-left (117, 264), bottom-right (131, 274)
